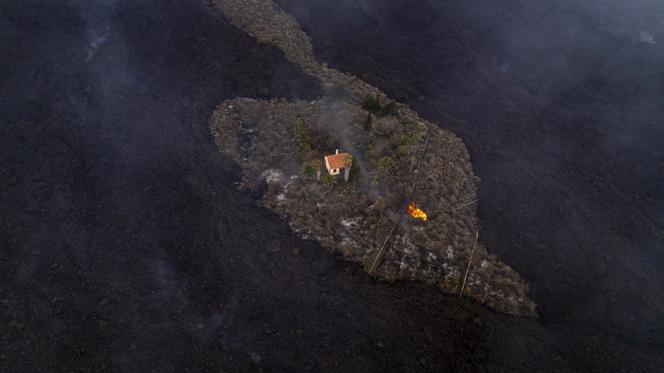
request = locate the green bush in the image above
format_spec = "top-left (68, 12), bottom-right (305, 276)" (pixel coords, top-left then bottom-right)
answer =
top-left (302, 163), bottom-right (316, 177)
top-left (395, 144), bottom-right (410, 158)
top-left (379, 101), bottom-right (398, 117)
top-left (322, 173), bottom-right (335, 188)
top-left (302, 159), bottom-right (323, 178)
top-left (361, 95), bottom-right (382, 114)
top-left (397, 132), bottom-right (415, 147)
top-left (393, 132), bottom-right (415, 158)
top-left (350, 156), bottom-right (361, 179)
top-left (361, 95), bottom-right (399, 117)
top-left (311, 159), bottom-right (323, 171)
top-left (377, 156), bottom-right (396, 174)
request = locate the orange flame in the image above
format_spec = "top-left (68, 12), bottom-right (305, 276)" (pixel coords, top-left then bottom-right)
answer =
top-left (407, 202), bottom-right (428, 221)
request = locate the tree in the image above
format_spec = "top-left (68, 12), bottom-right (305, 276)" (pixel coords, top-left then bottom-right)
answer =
top-left (349, 155), bottom-right (361, 181)
top-left (361, 95), bottom-right (399, 117)
top-left (321, 172), bottom-right (335, 191)
top-left (393, 132), bottom-right (415, 158)
top-left (302, 162), bottom-right (316, 177)
top-left (379, 101), bottom-right (398, 117)
top-left (377, 156), bottom-right (396, 174)
top-left (361, 95), bottom-right (382, 114)
top-left (294, 118), bottom-right (311, 152)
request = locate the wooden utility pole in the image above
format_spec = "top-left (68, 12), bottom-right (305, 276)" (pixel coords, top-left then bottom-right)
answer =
top-left (369, 130), bottom-right (431, 276)
top-left (459, 230), bottom-right (479, 298)
top-left (368, 222), bottom-right (398, 275)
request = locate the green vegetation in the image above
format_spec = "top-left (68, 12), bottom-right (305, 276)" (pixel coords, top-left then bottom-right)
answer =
top-left (361, 95), bottom-right (399, 117)
top-left (393, 132), bottom-right (415, 158)
top-left (396, 132), bottom-right (415, 147)
top-left (302, 159), bottom-right (323, 178)
top-left (361, 95), bottom-right (382, 114)
top-left (377, 156), bottom-right (396, 174)
top-left (294, 118), bottom-right (311, 152)
top-left (344, 153), bottom-right (354, 167)
top-left (379, 101), bottom-right (398, 117)
top-left (302, 163), bottom-right (316, 177)
top-left (311, 159), bottom-right (323, 171)
top-left (395, 144), bottom-right (410, 158)
top-left (321, 172), bottom-right (335, 189)
top-left (350, 156), bottom-right (361, 180)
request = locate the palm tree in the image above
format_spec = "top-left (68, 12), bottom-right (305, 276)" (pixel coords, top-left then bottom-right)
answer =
top-left (321, 173), bottom-right (335, 191)
top-left (377, 156), bottom-right (395, 174)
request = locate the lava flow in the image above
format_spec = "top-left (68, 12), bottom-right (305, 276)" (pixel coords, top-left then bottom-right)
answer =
top-left (407, 202), bottom-right (428, 221)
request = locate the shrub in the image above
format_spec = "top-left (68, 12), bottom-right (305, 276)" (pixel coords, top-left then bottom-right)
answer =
top-left (377, 156), bottom-right (396, 174)
top-left (302, 159), bottom-right (323, 178)
top-left (302, 163), bottom-right (316, 177)
top-left (350, 156), bottom-right (361, 180)
top-left (397, 132), bottom-right (415, 147)
top-left (395, 144), bottom-right (410, 158)
top-left (379, 101), bottom-right (398, 117)
top-left (310, 159), bottom-right (323, 171)
top-left (361, 95), bottom-right (382, 114)
top-left (322, 173), bottom-right (335, 189)
top-left (361, 95), bottom-right (399, 117)
top-left (393, 132), bottom-right (415, 158)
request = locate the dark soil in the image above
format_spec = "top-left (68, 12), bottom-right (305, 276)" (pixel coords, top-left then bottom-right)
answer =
top-left (0, 0), bottom-right (502, 371)
top-left (274, 0), bottom-right (664, 370)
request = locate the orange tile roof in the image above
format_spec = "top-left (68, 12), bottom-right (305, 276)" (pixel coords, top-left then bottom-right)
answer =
top-left (325, 152), bottom-right (352, 169)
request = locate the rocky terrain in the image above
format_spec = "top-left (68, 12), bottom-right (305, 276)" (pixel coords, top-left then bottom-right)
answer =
top-left (211, 96), bottom-right (535, 315)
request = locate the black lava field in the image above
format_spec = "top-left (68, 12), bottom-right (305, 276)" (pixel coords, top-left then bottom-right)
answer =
top-left (2, 0), bottom-right (663, 371)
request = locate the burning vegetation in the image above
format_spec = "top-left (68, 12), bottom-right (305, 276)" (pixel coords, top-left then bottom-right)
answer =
top-left (407, 202), bottom-right (428, 221)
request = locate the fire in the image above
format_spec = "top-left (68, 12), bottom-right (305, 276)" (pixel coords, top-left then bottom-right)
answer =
top-left (407, 202), bottom-right (428, 221)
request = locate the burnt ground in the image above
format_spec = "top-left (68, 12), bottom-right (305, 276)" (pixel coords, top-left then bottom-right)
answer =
top-left (273, 0), bottom-right (664, 370)
top-left (0, 0), bottom-right (505, 372)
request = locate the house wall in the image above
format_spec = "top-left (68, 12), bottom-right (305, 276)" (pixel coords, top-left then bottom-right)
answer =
top-left (325, 157), bottom-right (340, 175)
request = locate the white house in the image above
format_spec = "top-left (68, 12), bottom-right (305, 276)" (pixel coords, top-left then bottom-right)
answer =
top-left (324, 149), bottom-right (353, 181)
